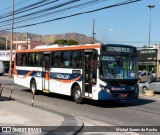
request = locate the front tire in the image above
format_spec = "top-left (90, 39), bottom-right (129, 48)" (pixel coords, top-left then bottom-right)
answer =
top-left (142, 87), bottom-right (148, 93)
top-left (30, 80), bottom-right (37, 95)
top-left (73, 85), bottom-right (83, 104)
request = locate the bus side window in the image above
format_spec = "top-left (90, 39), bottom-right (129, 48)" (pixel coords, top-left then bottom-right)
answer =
top-left (35, 53), bottom-right (42, 67)
top-left (28, 53), bottom-right (35, 66)
top-left (53, 52), bottom-right (61, 67)
top-left (72, 51), bottom-right (82, 68)
top-left (16, 54), bottom-right (22, 66)
top-left (22, 54), bottom-right (28, 66)
top-left (63, 51), bottom-right (71, 67)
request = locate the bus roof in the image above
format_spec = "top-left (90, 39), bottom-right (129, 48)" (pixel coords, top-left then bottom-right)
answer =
top-left (16, 43), bottom-right (101, 53)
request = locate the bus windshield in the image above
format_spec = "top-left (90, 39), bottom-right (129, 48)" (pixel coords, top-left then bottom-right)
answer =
top-left (100, 55), bottom-right (138, 79)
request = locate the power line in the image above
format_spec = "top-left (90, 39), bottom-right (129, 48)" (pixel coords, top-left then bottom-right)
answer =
top-left (0, 0), bottom-right (33, 15)
top-left (13, 0), bottom-right (108, 25)
top-left (0, 0), bottom-right (53, 19)
top-left (0, 0), bottom-right (109, 27)
top-left (0, 0), bottom-right (142, 30)
top-left (15, 0), bottom-right (143, 30)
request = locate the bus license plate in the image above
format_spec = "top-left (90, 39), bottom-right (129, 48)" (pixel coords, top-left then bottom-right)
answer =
top-left (120, 93), bottom-right (128, 98)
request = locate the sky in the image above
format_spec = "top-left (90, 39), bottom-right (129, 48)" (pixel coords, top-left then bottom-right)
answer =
top-left (0, 0), bottom-right (159, 47)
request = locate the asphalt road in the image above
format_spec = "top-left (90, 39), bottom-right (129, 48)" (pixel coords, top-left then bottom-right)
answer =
top-left (1, 75), bottom-right (160, 130)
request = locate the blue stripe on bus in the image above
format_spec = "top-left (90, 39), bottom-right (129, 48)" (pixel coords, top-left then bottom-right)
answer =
top-left (16, 70), bottom-right (82, 82)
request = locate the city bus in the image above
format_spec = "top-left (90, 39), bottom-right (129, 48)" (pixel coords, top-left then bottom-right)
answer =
top-left (14, 43), bottom-right (139, 103)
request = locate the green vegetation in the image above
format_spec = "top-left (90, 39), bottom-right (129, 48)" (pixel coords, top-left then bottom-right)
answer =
top-left (53, 39), bottom-right (79, 45)
top-left (142, 45), bottom-right (147, 48)
top-left (0, 37), bottom-right (6, 49)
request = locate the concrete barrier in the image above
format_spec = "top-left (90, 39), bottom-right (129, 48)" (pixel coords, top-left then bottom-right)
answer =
top-left (144, 90), bottom-right (154, 97)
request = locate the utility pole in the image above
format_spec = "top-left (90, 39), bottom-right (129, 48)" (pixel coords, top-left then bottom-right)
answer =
top-left (26, 32), bottom-right (28, 47)
top-left (9, 0), bottom-right (14, 78)
top-left (147, 4), bottom-right (155, 48)
top-left (16, 37), bottom-right (18, 50)
top-left (6, 36), bottom-right (8, 49)
top-left (92, 19), bottom-right (96, 44)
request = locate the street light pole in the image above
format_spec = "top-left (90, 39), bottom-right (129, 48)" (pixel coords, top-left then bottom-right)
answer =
top-left (92, 19), bottom-right (96, 44)
top-left (147, 4), bottom-right (155, 48)
top-left (9, 0), bottom-right (14, 78)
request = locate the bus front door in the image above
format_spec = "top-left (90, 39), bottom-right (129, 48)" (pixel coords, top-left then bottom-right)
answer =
top-left (42, 53), bottom-right (50, 92)
top-left (84, 54), bottom-right (93, 95)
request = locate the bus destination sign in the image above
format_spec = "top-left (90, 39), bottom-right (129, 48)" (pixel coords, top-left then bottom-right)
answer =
top-left (106, 46), bottom-right (135, 53)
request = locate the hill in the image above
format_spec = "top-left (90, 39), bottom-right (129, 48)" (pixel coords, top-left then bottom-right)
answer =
top-left (0, 30), bottom-right (98, 45)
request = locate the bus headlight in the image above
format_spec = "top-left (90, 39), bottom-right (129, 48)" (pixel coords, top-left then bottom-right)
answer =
top-left (100, 84), bottom-right (110, 93)
top-left (106, 88), bottom-right (110, 93)
top-left (100, 84), bottom-right (105, 90)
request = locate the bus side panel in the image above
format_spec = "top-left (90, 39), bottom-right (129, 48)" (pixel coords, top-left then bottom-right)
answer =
top-left (49, 68), bottom-right (83, 96)
top-left (14, 66), bottom-right (43, 90)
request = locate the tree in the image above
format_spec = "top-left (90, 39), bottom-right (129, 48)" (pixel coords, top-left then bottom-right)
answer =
top-left (0, 37), bottom-right (6, 49)
top-left (142, 45), bottom-right (147, 48)
top-left (67, 39), bottom-right (78, 45)
top-left (53, 39), bottom-right (79, 45)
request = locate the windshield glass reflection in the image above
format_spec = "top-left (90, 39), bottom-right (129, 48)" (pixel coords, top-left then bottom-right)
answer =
top-left (100, 55), bottom-right (138, 79)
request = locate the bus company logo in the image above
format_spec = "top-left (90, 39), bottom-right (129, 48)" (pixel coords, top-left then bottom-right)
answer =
top-left (56, 73), bottom-right (70, 80)
top-left (2, 127), bottom-right (11, 132)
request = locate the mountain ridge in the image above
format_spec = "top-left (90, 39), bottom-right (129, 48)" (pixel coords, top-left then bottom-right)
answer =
top-left (0, 30), bottom-right (99, 44)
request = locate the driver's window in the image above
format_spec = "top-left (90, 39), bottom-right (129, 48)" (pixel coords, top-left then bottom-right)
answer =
top-left (150, 78), bottom-right (156, 83)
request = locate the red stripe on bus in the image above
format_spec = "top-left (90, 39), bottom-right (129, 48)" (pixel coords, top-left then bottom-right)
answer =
top-left (15, 44), bottom-right (100, 53)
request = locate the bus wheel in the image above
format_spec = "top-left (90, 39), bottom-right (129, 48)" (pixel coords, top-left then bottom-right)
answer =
top-left (73, 85), bottom-right (83, 104)
top-left (30, 80), bottom-right (37, 95)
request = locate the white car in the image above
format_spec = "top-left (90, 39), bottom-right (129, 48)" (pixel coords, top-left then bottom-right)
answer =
top-left (139, 72), bottom-right (153, 83)
top-left (142, 77), bottom-right (160, 93)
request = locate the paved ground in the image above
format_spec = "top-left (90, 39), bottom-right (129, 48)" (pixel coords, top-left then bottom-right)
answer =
top-left (0, 77), bottom-right (160, 134)
top-left (0, 97), bottom-right (64, 127)
top-left (0, 96), bottom-right (83, 134)
top-left (0, 96), bottom-right (139, 135)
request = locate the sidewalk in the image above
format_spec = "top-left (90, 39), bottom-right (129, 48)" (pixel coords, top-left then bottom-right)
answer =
top-left (0, 96), bottom-right (84, 134)
top-left (0, 96), bottom-right (65, 134)
top-left (0, 97), bottom-right (63, 127)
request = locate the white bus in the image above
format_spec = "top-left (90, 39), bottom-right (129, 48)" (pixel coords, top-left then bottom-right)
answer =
top-left (14, 43), bottom-right (139, 103)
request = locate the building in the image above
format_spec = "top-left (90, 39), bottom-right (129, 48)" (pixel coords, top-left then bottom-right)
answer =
top-left (138, 45), bottom-right (160, 77)
top-left (0, 39), bottom-right (46, 72)
top-left (13, 39), bottom-right (45, 50)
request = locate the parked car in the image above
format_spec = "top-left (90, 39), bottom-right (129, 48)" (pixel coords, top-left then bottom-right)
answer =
top-left (139, 72), bottom-right (153, 83)
top-left (142, 77), bottom-right (160, 93)
top-left (150, 71), bottom-right (156, 78)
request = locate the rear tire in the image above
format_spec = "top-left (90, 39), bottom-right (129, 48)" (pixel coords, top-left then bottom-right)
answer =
top-left (73, 85), bottom-right (83, 104)
top-left (142, 87), bottom-right (148, 93)
top-left (30, 80), bottom-right (37, 95)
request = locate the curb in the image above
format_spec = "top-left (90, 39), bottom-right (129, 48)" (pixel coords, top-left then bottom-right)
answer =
top-left (139, 93), bottom-right (160, 100)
